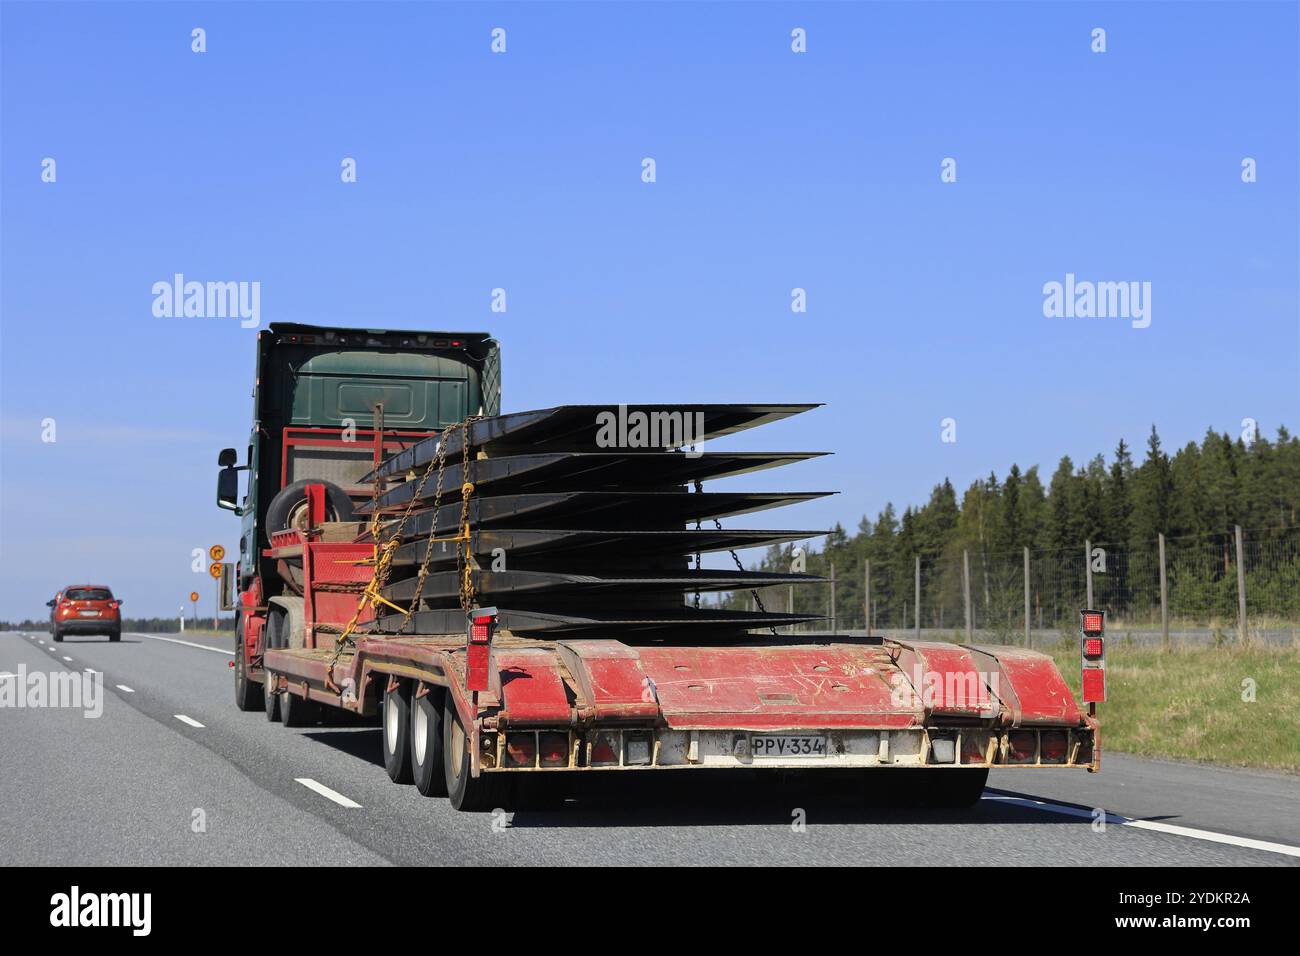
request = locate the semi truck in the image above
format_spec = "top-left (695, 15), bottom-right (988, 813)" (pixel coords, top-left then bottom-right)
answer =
top-left (217, 322), bottom-right (1103, 811)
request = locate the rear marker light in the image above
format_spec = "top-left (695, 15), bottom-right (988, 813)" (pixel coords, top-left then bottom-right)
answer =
top-left (1040, 730), bottom-right (1067, 764)
top-left (591, 734), bottom-right (618, 766)
top-left (1081, 611), bottom-right (1104, 635)
top-left (539, 732), bottom-right (568, 767)
top-left (505, 733), bottom-right (535, 767)
top-left (1008, 731), bottom-right (1036, 764)
top-left (1083, 638), bottom-right (1104, 658)
top-left (961, 734), bottom-right (987, 764)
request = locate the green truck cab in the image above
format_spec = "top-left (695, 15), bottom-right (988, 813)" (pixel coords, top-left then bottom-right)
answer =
top-left (217, 323), bottom-right (499, 595)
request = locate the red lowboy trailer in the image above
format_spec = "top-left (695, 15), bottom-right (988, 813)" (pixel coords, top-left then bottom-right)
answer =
top-left (218, 324), bottom-right (1102, 811)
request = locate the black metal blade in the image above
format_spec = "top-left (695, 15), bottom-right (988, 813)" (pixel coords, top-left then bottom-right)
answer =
top-left (369, 606), bottom-right (823, 636)
top-left (362, 403), bottom-right (821, 482)
top-left (371, 491), bottom-right (833, 541)
top-left (381, 569), bottom-right (825, 603)
top-left (386, 527), bottom-right (827, 568)
top-left (359, 451), bottom-right (827, 514)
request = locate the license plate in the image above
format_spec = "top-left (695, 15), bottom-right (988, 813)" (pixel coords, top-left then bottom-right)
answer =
top-left (78, 610), bottom-right (99, 617)
top-left (751, 734), bottom-right (827, 757)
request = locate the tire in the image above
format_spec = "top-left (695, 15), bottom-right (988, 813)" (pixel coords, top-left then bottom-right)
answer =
top-left (264, 479), bottom-right (355, 539)
top-left (263, 614), bottom-right (282, 722)
top-left (234, 620), bottom-right (264, 712)
top-left (444, 696), bottom-right (511, 812)
top-left (281, 686), bottom-right (320, 728)
top-left (382, 680), bottom-right (413, 784)
top-left (109, 629), bottom-right (121, 642)
top-left (410, 686), bottom-right (447, 796)
top-left (52, 630), bottom-right (63, 643)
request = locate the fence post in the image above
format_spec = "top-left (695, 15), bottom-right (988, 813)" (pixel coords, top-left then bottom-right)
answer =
top-left (914, 555), bottom-right (921, 638)
top-left (863, 560), bottom-right (871, 634)
top-left (1158, 532), bottom-right (1169, 648)
top-left (1085, 538), bottom-right (1094, 608)
top-left (963, 549), bottom-right (972, 643)
top-left (830, 562), bottom-right (837, 635)
top-left (1235, 525), bottom-right (1247, 643)
top-left (1023, 546), bottom-right (1031, 648)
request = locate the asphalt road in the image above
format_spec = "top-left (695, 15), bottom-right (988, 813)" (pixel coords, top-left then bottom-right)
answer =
top-left (2, 629), bottom-right (1297, 866)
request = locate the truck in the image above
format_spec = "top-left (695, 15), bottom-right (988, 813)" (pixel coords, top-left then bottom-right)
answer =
top-left (217, 322), bottom-right (1103, 811)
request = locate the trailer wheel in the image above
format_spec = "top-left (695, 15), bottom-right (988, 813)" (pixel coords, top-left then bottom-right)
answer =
top-left (382, 680), bottom-right (413, 784)
top-left (410, 686), bottom-right (447, 797)
top-left (234, 624), bottom-right (264, 712)
top-left (281, 686), bottom-right (320, 727)
top-left (444, 696), bottom-right (511, 812)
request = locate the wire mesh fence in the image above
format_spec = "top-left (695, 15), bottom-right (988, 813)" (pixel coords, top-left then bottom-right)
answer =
top-left (741, 525), bottom-right (1300, 645)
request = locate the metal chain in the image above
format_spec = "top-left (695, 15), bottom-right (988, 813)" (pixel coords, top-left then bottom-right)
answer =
top-left (694, 480), bottom-right (777, 636)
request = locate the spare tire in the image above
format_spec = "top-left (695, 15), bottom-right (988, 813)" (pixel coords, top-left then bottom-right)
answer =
top-left (265, 479), bottom-right (356, 538)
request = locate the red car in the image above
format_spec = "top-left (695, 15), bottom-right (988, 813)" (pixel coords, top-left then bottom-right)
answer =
top-left (48, 585), bottom-right (122, 642)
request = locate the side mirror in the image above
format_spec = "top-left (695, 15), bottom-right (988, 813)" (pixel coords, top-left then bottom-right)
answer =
top-left (218, 448), bottom-right (239, 467)
top-left (46, 599), bottom-right (56, 608)
top-left (217, 466), bottom-right (243, 515)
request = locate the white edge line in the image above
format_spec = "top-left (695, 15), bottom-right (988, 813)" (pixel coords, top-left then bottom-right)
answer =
top-left (134, 633), bottom-right (234, 656)
top-left (295, 777), bottom-right (362, 808)
top-left (985, 791), bottom-right (1300, 859)
top-left (173, 714), bottom-right (205, 728)
top-left (116, 684), bottom-right (135, 693)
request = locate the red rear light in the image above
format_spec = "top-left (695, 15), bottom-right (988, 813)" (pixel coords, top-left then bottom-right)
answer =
top-left (961, 734), bottom-right (988, 764)
top-left (538, 732), bottom-right (568, 767)
top-left (1083, 637), bottom-right (1103, 658)
top-left (591, 734), bottom-right (618, 766)
top-left (504, 733), bottom-right (535, 767)
top-left (1081, 611), bottom-right (1104, 635)
top-left (1040, 730), bottom-right (1067, 763)
top-left (1008, 731), bottom-right (1036, 763)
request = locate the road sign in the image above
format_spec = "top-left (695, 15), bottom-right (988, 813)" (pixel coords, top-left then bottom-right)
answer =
top-left (209, 544), bottom-right (226, 562)
top-left (189, 591), bottom-right (199, 602)
top-left (208, 562), bottom-right (223, 579)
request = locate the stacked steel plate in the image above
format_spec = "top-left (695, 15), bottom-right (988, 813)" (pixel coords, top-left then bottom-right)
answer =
top-left (359, 404), bottom-right (830, 638)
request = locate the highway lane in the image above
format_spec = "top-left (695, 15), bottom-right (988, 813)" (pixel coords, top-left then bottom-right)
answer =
top-left (2, 629), bottom-right (1297, 866)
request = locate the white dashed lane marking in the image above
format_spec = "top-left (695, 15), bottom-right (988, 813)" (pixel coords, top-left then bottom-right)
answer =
top-left (173, 714), bottom-right (205, 728)
top-left (986, 791), bottom-right (1300, 859)
top-left (116, 685), bottom-right (135, 693)
top-left (133, 633), bottom-right (233, 656)
top-left (295, 778), bottom-right (362, 808)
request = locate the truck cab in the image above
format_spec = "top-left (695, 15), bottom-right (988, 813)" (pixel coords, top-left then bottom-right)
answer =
top-left (216, 323), bottom-right (499, 702)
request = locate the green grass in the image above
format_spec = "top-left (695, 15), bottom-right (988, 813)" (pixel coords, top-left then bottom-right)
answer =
top-left (1043, 640), bottom-right (1300, 772)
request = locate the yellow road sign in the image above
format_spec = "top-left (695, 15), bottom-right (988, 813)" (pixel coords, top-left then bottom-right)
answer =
top-left (189, 591), bottom-right (200, 602)
top-left (209, 544), bottom-right (226, 562)
top-left (209, 563), bottom-right (223, 579)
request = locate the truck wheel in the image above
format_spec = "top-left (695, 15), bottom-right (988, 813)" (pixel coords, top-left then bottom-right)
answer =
top-left (281, 686), bottom-right (320, 727)
top-left (52, 630), bottom-right (63, 643)
top-left (234, 631), bottom-right (264, 712)
top-left (443, 696), bottom-right (511, 812)
top-left (265, 479), bottom-right (355, 538)
top-left (410, 687), bottom-right (447, 796)
top-left (263, 672), bottom-right (282, 722)
top-left (109, 629), bottom-right (121, 642)
top-left (382, 681), bottom-right (413, 784)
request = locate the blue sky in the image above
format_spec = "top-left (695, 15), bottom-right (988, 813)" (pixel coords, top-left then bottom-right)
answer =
top-left (1, 1), bottom-right (1297, 618)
